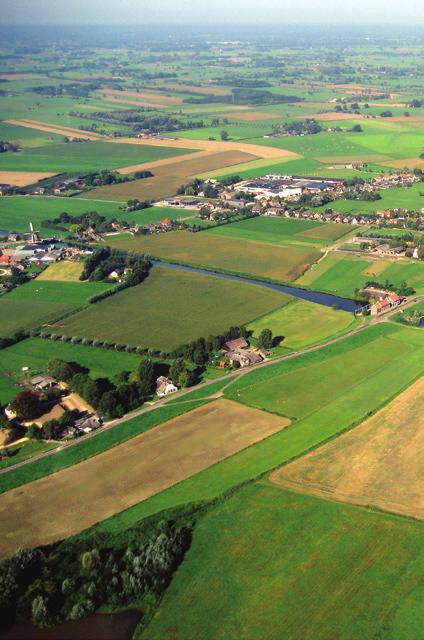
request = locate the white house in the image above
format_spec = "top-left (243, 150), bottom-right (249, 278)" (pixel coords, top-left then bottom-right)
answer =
top-left (156, 376), bottom-right (178, 397)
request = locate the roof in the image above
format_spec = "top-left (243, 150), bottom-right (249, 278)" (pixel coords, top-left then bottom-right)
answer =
top-left (224, 337), bottom-right (248, 351)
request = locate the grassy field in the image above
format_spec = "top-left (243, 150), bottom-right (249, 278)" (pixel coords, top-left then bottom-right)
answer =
top-left (108, 232), bottom-right (321, 283)
top-left (224, 323), bottom-right (423, 418)
top-left (142, 483), bottom-right (424, 640)
top-left (296, 250), bottom-right (424, 297)
top-left (0, 196), bottom-right (125, 233)
top-left (37, 261), bottom-right (83, 281)
top-left (0, 279), bottom-right (111, 338)
top-left (272, 376), bottom-right (424, 519)
top-left (0, 400), bottom-right (289, 556)
top-left (49, 265), bottom-right (291, 350)
top-left (207, 216), bottom-right (354, 248)
top-left (248, 299), bottom-right (357, 350)
top-left (0, 140), bottom-right (192, 173)
top-left (0, 337), bottom-right (143, 403)
top-left (313, 183), bottom-right (424, 215)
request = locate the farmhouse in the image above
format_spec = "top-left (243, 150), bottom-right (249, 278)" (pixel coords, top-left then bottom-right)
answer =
top-left (29, 375), bottom-right (57, 391)
top-left (223, 337), bottom-right (248, 351)
top-left (156, 376), bottom-right (178, 397)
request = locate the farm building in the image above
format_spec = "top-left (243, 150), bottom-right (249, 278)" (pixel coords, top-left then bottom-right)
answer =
top-left (156, 376), bottom-right (178, 397)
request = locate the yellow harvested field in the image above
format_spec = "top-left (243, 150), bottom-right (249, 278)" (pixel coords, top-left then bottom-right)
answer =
top-left (0, 170), bottom-right (54, 186)
top-left (0, 400), bottom-right (289, 557)
top-left (87, 150), bottom-right (260, 200)
top-left (103, 96), bottom-right (167, 109)
top-left (270, 378), bottom-right (424, 520)
top-left (37, 261), bottom-right (84, 282)
top-left (301, 112), bottom-right (365, 121)
top-left (117, 150), bottom-right (210, 175)
top-left (5, 119), bottom-right (104, 140)
top-left (95, 88), bottom-right (183, 105)
top-left (361, 260), bottom-right (392, 277)
top-left (380, 157), bottom-right (424, 169)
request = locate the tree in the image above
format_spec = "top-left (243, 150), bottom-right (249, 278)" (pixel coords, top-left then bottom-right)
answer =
top-left (179, 369), bottom-right (196, 388)
top-left (220, 130), bottom-right (229, 141)
top-left (138, 358), bottom-right (155, 395)
top-left (32, 595), bottom-right (49, 629)
top-left (169, 359), bottom-right (185, 384)
top-left (27, 423), bottom-right (41, 440)
top-left (10, 390), bottom-right (42, 421)
top-left (47, 358), bottom-right (76, 382)
top-left (258, 328), bottom-right (273, 349)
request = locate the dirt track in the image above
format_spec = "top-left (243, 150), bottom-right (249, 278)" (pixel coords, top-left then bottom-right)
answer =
top-left (0, 399), bottom-right (289, 557)
top-left (5, 119), bottom-right (104, 140)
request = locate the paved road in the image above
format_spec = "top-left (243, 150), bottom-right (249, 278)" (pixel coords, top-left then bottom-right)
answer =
top-left (2, 294), bottom-right (422, 478)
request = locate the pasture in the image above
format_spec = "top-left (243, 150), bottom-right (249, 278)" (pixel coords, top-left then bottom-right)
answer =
top-left (0, 400), bottom-right (289, 556)
top-left (207, 216), bottom-right (354, 248)
top-left (108, 231), bottom-right (321, 283)
top-left (0, 139), bottom-right (192, 173)
top-left (297, 250), bottom-right (424, 297)
top-left (49, 265), bottom-right (290, 350)
top-left (0, 279), bottom-right (111, 338)
top-left (143, 483), bottom-right (424, 640)
top-left (248, 299), bottom-right (356, 350)
top-left (0, 337), bottom-right (143, 403)
top-left (271, 376), bottom-right (424, 520)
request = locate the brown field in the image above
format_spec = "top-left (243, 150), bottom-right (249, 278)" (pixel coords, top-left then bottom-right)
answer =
top-left (380, 157), bottom-right (424, 169)
top-left (87, 150), bottom-right (259, 200)
top-left (270, 377), bottom-right (424, 520)
top-left (369, 102), bottom-right (407, 108)
top-left (95, 88), bottom-right (183, 105)
top-left (5, 119), bottom-right (104, 140)
top-left (384, 116), bottom-right (424, 122)
top-left (0, 74), bottom-right (46, 81)
top-left (160, 83), bottom-right (230, 96)
top-left (0, 170), bottom-right (54, 186)
top-left (108, 231), bottom-right (321, 282)
top-left (102, 96), bottom-right (167, 109)
top-left (217, 111), bottom-right (278, 121)
top-left (0, 399), bottom-right (289, 557)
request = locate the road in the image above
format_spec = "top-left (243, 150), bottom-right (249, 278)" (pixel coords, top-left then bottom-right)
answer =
top-left (2, 294), bottom-right (422, 478)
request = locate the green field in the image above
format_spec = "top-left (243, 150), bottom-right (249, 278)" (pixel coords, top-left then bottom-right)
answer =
top-left (49, 265), bottom-right (291, 350)
top-left (314, 183), bottom-right (424, 216)
top-left (207, 216), bottom-right (354, 247)
top-left (88, 323), bottom-right (424, 537)
top-left (108, 231), bottom-right (322, 283)
top-left (0, 140), bottom-right (193, 173)
top-left (0, 196), bottom-right (198, 233)
top-left (143, 483), bottom-right (424, 640)
top-left (248, 298), bottom-right (357, 350)
top-left (0, 337), bottom-right (143, 403)
top-left (0, 278), bottom-right (111, 338)
top-left (297, 250), bottom-right (424, 297)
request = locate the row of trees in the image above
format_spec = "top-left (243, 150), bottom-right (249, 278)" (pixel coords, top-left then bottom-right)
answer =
top-left (80, 247), bottom-right (151, 286)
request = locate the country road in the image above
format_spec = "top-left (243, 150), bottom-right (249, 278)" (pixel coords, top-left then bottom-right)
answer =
top-left (1, 293), bottom-right (422, 478)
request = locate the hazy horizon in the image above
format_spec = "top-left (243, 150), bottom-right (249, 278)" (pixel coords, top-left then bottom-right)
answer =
top-left (1, 0), bottom-right (424, 25)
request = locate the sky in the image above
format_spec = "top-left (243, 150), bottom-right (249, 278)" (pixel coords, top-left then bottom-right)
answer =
top-left (1, 0), bottom-right (424, 25)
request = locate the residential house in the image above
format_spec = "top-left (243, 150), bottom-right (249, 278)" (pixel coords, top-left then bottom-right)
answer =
top-left (156, 376), bottom-right (178, 397)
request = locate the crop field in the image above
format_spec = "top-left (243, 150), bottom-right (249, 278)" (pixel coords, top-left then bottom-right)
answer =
top-left (314, 183), bottom-right (424, 216)
top-left (37, 261), bottom-right (83, 281)
top-left (248, 299), bottom-right (356, 350)
top-left (143, 483), bottom-right (424, 640)
top-left (0, 337), bottom-right (143, 403)
top-left (0, 400), bottom-right (289, 556)
top-left (0, 170), bottom-right (54, 186)
top-left (271, 376), bottom-right (424, 519)
top-left (0, 279), bottom-right (111, 338)
top-left (0, 139), bottom-right (192, 173)
top-left (297, 250), bottom-right (424, 297)
top-left (108, 231), bottom-right (321, 282)
top-left (49, 265), bottom-right (290, 349)
top-left (87, 324), bottom-right (424, 540)
top-left (207, 216), bottom-right (353, 248)
top-left (84, 150), bottom-right (260, 201)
